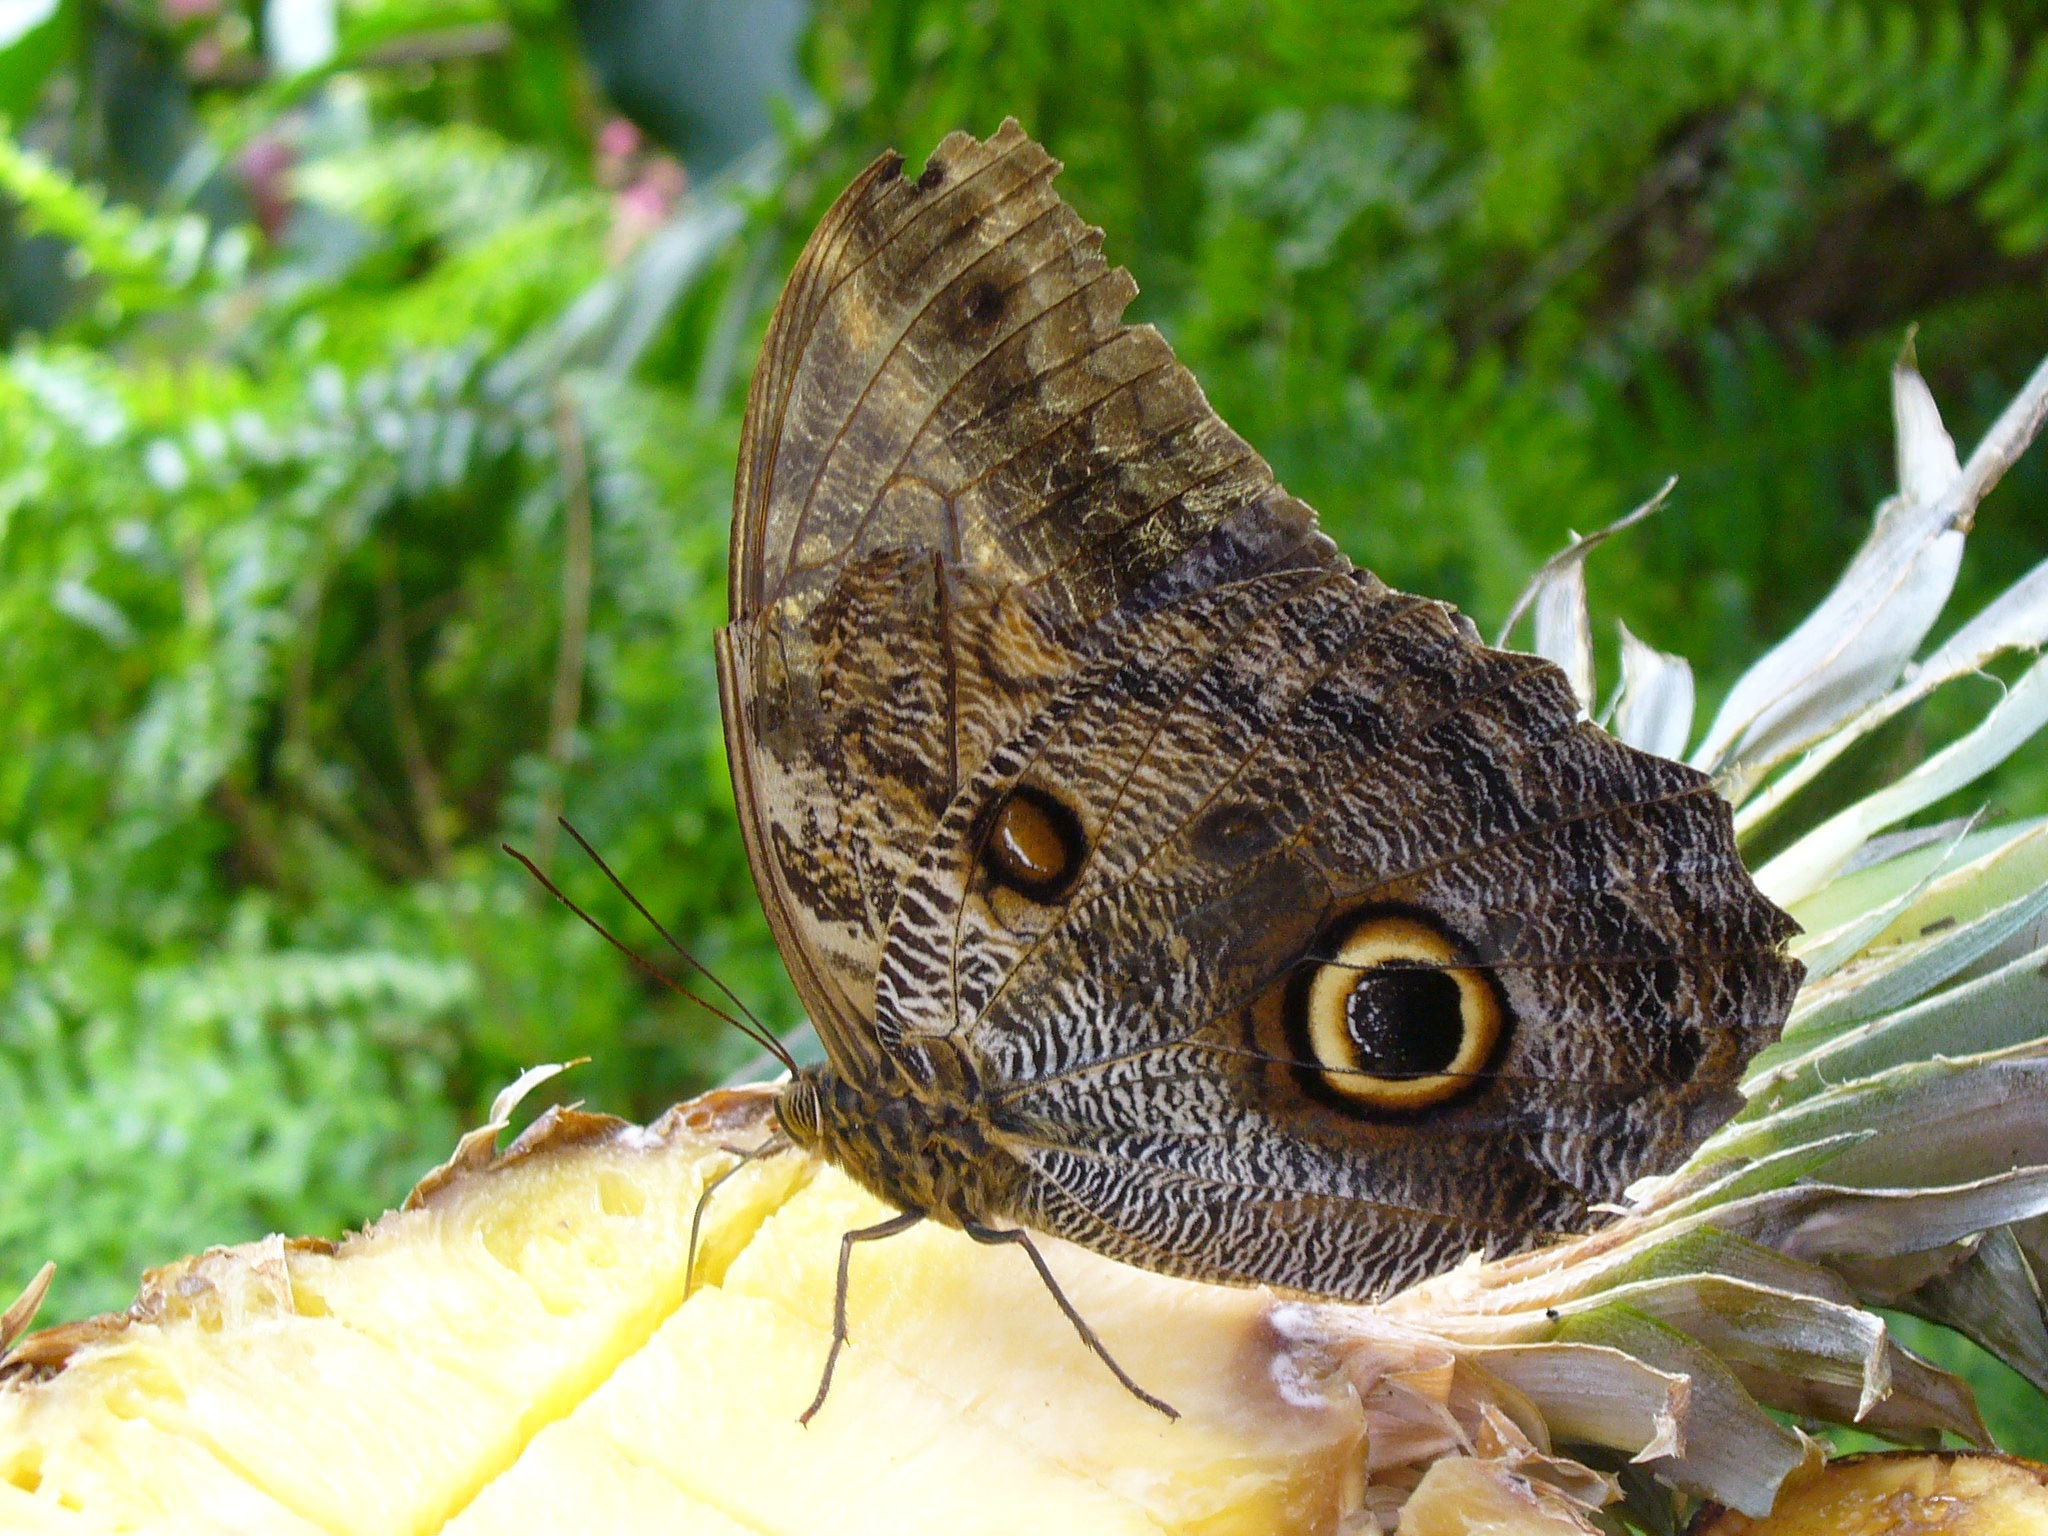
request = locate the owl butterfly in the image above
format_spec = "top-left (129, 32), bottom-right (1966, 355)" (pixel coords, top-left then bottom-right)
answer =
top-left (715, 120), bottom-right (1801, 1419)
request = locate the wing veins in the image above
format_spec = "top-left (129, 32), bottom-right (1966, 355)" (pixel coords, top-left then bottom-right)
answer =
top-left (963, 622), bottom-right (1551, 1035)
top-left (771, 169), bottom-right (1069, 607)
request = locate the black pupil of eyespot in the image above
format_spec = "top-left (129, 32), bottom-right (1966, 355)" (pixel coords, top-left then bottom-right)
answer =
top-left (1346, 964), bottom-right (1464, 1078)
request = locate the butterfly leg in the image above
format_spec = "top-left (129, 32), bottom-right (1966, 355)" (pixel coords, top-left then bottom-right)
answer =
top-left (685, 1135), bottom-right (791, 1300)
top-left (963, 1222), bottom-right (1180, 1421)
top-left (800, 1209), bottom-right (923, 1425)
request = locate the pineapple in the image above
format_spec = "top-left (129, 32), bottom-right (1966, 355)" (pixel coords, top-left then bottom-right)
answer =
top-left (1684, 1452), bottom-right (2048, 1535)
top-left (4, 353), bottom-right (2048, 1534)
top-left (0, 1084), bottom-right (1363, 1535)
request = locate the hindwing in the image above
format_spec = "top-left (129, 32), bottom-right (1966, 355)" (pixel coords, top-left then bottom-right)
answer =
top-left (869, 567), bottom-right (1799, 1292)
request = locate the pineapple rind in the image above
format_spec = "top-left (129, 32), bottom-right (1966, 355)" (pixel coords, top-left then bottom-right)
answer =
top-left (1688, 1450), bottom-right (2048, 1535)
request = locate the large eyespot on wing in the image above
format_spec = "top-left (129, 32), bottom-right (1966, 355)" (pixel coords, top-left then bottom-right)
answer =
top-left (980, 784), bottom-right (1087, 904)
top-left (1287, 908), bottom-right (1506, 1114)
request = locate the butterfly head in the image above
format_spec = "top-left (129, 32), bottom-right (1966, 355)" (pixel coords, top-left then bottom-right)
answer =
top-left (774, 1067), bottom-right (829, 1150)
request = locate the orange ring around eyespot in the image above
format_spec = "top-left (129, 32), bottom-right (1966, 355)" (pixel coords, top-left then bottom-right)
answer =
top-left (1303, 914), bottom-right (1502, 1110)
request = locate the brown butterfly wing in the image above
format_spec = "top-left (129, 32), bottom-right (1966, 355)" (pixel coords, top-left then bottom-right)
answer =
top-left (873, 565), bottom-right (1802, 1295)
top-left (724, 119), bottom-right (1802, 1295)
top-left (720, 120), bottom-right (1334, 1066)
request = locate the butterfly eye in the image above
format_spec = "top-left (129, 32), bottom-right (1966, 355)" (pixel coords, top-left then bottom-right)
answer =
top-left (1293, 911), bottom-right (1504, 1112)
top-left (776, 1073), bottom-right (825, 1146)
top-left (982, 786), bottom-right (1084, 902)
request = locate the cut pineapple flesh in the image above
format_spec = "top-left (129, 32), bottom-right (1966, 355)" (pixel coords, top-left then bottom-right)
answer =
top-left (1686, 1451), bottom-right (2048, 1535)
top-left (0, 1088), bottom-right (1365, 1536)
top-left (1395, 1456), bottom-right (1613, 1535)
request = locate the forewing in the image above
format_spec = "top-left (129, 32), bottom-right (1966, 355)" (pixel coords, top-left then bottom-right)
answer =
top-left (720, 121), bottom-right (1334, 1065)
top-left (876, 570), bottom-right (1803, 1297)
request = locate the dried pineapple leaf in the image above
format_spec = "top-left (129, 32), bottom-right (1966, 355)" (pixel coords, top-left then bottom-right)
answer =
top-left (1726, 1053), bottom-right (2048, 1192)
top-left (1534, 556), bottom-right (1597, 713)
top-left (1785, 816), bottom-right (2040, 938)
top-left (1893, 1226), bottom-right (2048, 1398)
top-left (1612, 621), bottom-right (1696, 759)
top-left (0, 1266), bottom-right (54, 1361)
top-left (1735, 555), bottom-right (2048, 837)
top-left (1700, 345), bottom-right (2048, 795)
top-left (1750, 1335), bottom-right (1987, 1447)
top-left (1861, 819), bottom-right (2048, 949)
top-left (1756, 655), bottom-right (2048, 906)
top-left (1781, 818), bottom-right (1974, 983)
top-left (1911, 557), bottom-right (2048, 689)
top-left (1653, 1135), bottom-right (1878, 1217)
top-left (1553, 1277), bottom-right (1890, 1422)
top-left (1553, 1307), bottom-right (1808, 1517)
top-left (1693, 355), bottom-right (1966, 788)
top-left (1305, 1305), bottom-right (1691, 1474)
top-left (1719, 1047), bottom-right (2047, 1160)
top-left (1774, 857), bottom-right (2048, 1049)
top-left (1720, 1168), bottom-right (2048, 1265)
top-left (1496, 482), bottom-right (1671, 655)
top-left (1749, 941), bottom-right (2048, 1106)
top-left (1458, 1339), bottom-right (1690, 1461)
top-left (1595, 1229), bottom-right (1859, 1311)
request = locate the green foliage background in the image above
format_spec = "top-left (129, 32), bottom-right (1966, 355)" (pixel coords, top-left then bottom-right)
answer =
top-left (3, 0), bottom-right (2047, 1456)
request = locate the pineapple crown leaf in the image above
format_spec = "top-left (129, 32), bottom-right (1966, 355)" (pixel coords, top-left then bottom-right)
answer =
top-left (1345, 343), bottom-right (2048, 1519)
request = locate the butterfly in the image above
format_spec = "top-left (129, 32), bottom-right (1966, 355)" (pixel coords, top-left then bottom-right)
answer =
top-left (713, 120), bottom-right (1802, 1420)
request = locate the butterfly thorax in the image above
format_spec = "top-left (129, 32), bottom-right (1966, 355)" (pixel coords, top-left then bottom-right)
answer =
top-left (775, 1057), bottom-right (1008, 1227)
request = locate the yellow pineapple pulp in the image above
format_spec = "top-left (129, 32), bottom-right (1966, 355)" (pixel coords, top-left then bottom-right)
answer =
top-left (0, 1085), bottom-right (1377, 1536)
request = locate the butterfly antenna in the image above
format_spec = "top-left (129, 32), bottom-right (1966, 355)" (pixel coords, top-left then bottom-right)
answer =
top-left (502, 843), bottom-right (798, 1073)
top-left (556, 818), bottom-right (775, 1040)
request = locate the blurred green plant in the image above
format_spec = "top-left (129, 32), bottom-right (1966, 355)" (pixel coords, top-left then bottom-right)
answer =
top-left (0, 1), bottom-right (2045, 1469)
